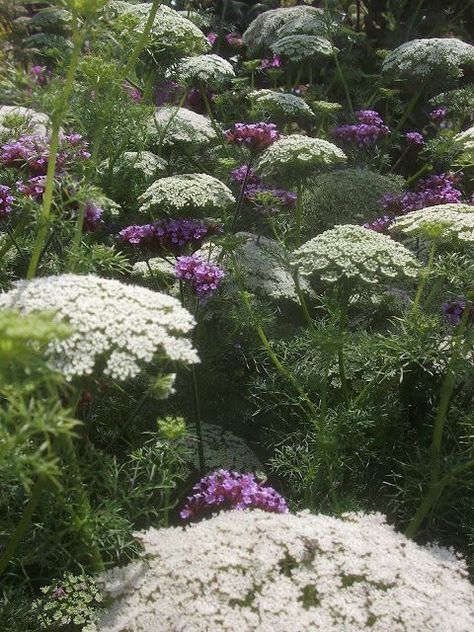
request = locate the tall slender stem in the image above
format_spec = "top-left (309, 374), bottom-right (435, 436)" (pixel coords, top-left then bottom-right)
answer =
top-left (411, 241), bottom-right (436, 314)
top-left (230, 157), bottom-right (253, 232)
top-left (337, 289), bottom-right (350, 401)
top-left (68, 201), bottom-right (85, 271)
top-left (191, 364), bottom-right (205, 473)
top-left (294, 180), bottom-right (303, 247)
top-left (324, 0), bottom-right (353, 115)
top-left (27, 11), bottom-right (83, 279)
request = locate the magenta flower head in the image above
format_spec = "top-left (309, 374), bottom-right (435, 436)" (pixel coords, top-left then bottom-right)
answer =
top-left (119, 219), bottom-right (219, 254)
top-left (429, 107), bottom-right (448, 123)
top-left (363, 215), bottom-right (395, 233)
top-left (225, 122), bottom-right (279, 153)
top-left (225, 32), bottom-right (243, 47)
top-left (405, 131), bottom-right (424, 146)
top-left (259, 55), bottom-right (282, 70)
top-left (207, 32), bottom-right (218, 46)
top-left (84, 202), bottom-right (104, 232)
top-left (230, 165), bottom-right (261, 185)
top-left (180, 469), bottom-right (289, 520)
top-left (17, 175), bottom-right (46, 200)
top-left (355, 110), bottom-right (384, 126)
top-left (29, 65), bottom-right (50, 86)
top-left (442, 300), bottom-right (474, 326)
top-left (0, 185), bottom-right (14, 217)
top-left (175, 254), bottom-right (225, 301)
top-left (332, 110), bottom-right (390, 148)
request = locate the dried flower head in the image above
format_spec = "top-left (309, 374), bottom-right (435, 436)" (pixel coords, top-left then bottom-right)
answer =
top-left (256, 134), bottom-right (346, 183)
top-left (293, 224), bottom-right (420, 286)
top-left (97, 510), bottom-right (474, 631)
top-left (390, 203), bottom-right (474, 243)
top-left (148, 106), bottom-right (217, 147)
top-left (138, 173), bottom-right (235, 218)
top-left (0, 275), bottom-right (198, 381)
top-left (167, 54), bottom-right (235, 87)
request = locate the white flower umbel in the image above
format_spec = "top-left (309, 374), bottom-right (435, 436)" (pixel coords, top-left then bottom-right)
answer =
top-left (148, 106), bottom-right (217, 147)
top-left (294, 224), bottom-right (420, 286)
top-left (271, 34), bottom-right (332, 62)
top-left (0, 105), bottom-right (51, 136)
top-left (167, 54), bottom-right (235, 87)
top-left (382, 38), bottom-right (474, 81)
top-left (391, 204), bottom-right (474, 243)
top-left (138, 173), bottom-right (235, 217)
top-left (97, 510), bottom-right (474, 631)
top-left (250, 90), bottom-right (314, 122)
top-left (256, 134), bottom-right (346, 183)
top-left (243, 6), bottom-right (326, 55)
top-left (0, 275), bottom-right (199, 381)
top-left (454, 125), bottom-right (474, 162)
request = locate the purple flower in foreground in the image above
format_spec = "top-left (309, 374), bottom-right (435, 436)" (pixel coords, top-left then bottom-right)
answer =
top-left (225, 32), bottom-right (243, 47)
top-left (83, 202), bottom-right (103, 231)
top-left (119, 219), bottom-right (219, 254)
top-left (0, 185), bottom-right (14, 217)
top-left (207, 32), bottom-right (218, 46)
top-left (226, 122), bottom-right (279, 153)
top-left (180, 469), bottom-right (289, 520)
top-left (442, 300), bottom-right (474, 326)
top-left (29, 65), bottom-right (50, 86)
top-left (332, 111), bottom-right (389, 148)
top-left (405, 131), bottom-right (425, 146)
top-left (363, 215), bottom-right (395, 233)
top-left (174, 254), bottom-right (225, 300)
top-left (230, 165), bottom-right (261, 185)
top-left (259, 55), bottom-right (282, 70)
top-left (429, 107), bottom-right (448, 123)
top-left (17, 175), bottom-right (46, 200)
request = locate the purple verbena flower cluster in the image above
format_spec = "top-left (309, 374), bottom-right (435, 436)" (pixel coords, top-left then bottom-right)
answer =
top-left (429, 107), bottom-right (448, 123)
top-left (119, 219), bottom-right (219, 254)
top-left (16, 175), bottom-right (46, 200)
top-left (405, 131), bottom-right (425, 146)
top-left (225, 32), bottom-right (243, 47)
top-left (442, 300), bottom-right (474, 326)
top-left (180, 469), bottom-right (289, 520)
top-left (174, 254), bottom-right (225, 300)
top-left (28, 65), bottom-right (50, 86)
top-left (230, 164), bottom-right (296, 214)
top-left (225, 122), bottom-right (279, 152)
top-left (207, 32), bottom-right (218, 46)
top-left (363, 215), bottom-right (395, 233)
top-left (259, 54), bottom-right (282, 70)
top-left (332, 110), bottom-right (390, 148)
top-left (0, 185), bottom-right (14, 218)
top-left (230, 165), bottom-right (261, 185)
top-left (83, 202), bottom-right (104, 232)
top-left (381, 173), bottom-right (463, 215)
top-left (0, 133), bottom-right (90, 175)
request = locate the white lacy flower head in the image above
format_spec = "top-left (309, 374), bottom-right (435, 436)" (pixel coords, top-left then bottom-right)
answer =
top-left (0, 275), bottom-right (199, 381)
top-left (391, 204), bottom-right (474, 244)
top-left (382, 38), bottom-right (474, 81)
top-left (293, 225), bottom-right (420, 286)
top-left (108, 151), bottom-right (167, 179)
top-left (454, 125), bottom-right (474, 162)
top-left (138, 173), bottom-right (235, 218)
top-left (250, 90), bottom-right (314, 122)
top-left (182, 422), bottom-right (263, 474)
top-left (131, 258), bottom-right (175, 279)
top-left (97, 510), bottom-right (474, 631)
top-left (167, 54), bottom-right (235, 87)
top-left (243, 5), bottom-right (327, 55)
top-left (0, 105), bottom-right (51, 136)
top-left (113, 3), bottom-right (209, 59)
top-left (256, 134), bottom-right (346, 183)
top-left (147, 106), bottom-right (217, 147)
top-left (271, 34), bottom-right (332, 62)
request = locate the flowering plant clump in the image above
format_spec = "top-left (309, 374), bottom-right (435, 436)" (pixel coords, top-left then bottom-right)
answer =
top-left (382, 173), bottom-right (464, 215)
top-left (332, 110), bottom-right (390, 148)
top-left (138, 173), bottom-right (235, 218)
top-left (180, 470), bottom-right (289, 520)
top-left (119, 218), bottom-right (220, 254)
top-left (97, 510), bottom-right (474, 631)
top-left (256, 134), bottom-right (346, 182)
top-left (391, 203), bottom-right (474, 243)
top-left (405, 131), bottom-right (425, 145)
top-left (225, 122), bottom-right (279, 153)
top-left (294, 224), bottom-right (420, 286)
top-left (174, 255), bottom-right (225, 300)
top-left (0, 275), bottom-right (198, 381)
top-left (0, 184), bottom-right (14, 217)
top-left (148, 106), bottom-right (217, 147)
top-left (429, 106), bottom-right (448, 122)
top-left (249, 89), bottom-right (314, 122)
top-left (382, 38), bottom-right (474, 81)
top-left (167, 54), bottom-right (235, 87)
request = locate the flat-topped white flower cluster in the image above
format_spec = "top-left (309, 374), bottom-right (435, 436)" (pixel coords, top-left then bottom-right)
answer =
top-left (0, 275), bottom-right (198, 381)
top-left (271, 34), bottom-right (332, 61)
top-left (97, 510), bottom-right (474, 631)
top-left (454, 125), bottom-right (474, 161)
top-left (250, 89), bottom-right (314, 121)
top-left (138, 173), bottom-right (235, 217)
top-left (148, 106), bottom-right (217, 147)
top-left (256, 135), bottom-right (346, 182)
top-left (382, 38), bottom-right (474, 80)
top-left (294, 224), bottom-right (420, 285)
top-left (391, 204), bottom-right (474, 243)
top-left (168, 54), bottom-right (235, 87)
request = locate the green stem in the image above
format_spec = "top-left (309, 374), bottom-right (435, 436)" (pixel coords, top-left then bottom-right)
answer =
top-left (338, 290), bottom-right (350, 401)
top-left (324, 0), bottom-right (353, 115)
top-left (294, 181), bottom-right (303, 248)
top-left (68, 201), bottom-right (85, 271)
top-left (27, 11), bottom-right (83, 279)
top-left (230, 156), bottom-right (253, 233)
top-left (191, 364), bottom-right (205, 474)
top-left (405, 163), bottom-right (431, 186)
top-left (0, 476), bottom-right (46, 577)
top-left (293, 270), bottom-right (313, 330)
top-left (411, 241), bottom-right (436, 314)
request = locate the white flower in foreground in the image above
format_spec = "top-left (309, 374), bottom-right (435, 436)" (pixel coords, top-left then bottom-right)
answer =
top-left (382, 38), bottom-right (474, 81)
top-left (256, 134), bottom-right (346, 182)
top-left (391, 204), bottom-right (474, 243)
top-left (271, 34), bottom-right (332, 61)
top-left (167, 54), bottom-right (235, 87)
top-left (454, 125), bottom-right (474, 161)
top-left (294, 224), bottom-right (420, 285)
top-left (0, 275), bottom-right (198, 381)
top-left (0, 105), bottom-right (51, 136)
top-left (148, 106), bottom-right (217, 147)
top-left (250, 90), bottom-right (314, 122)
top-left (97, 510), bottom-right (474, 631)
top-left (138, 173), bottom-right (235, 217)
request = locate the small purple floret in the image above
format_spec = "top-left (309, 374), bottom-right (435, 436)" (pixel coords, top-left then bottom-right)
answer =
top-left (405, 131), bottom-right (425, 146)
top-left (0, 185), bottom-right (14, 217)
top-left (225, 122), bottom-right (279, 152)
top-left (174, 254), bottom-right (225, 300)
